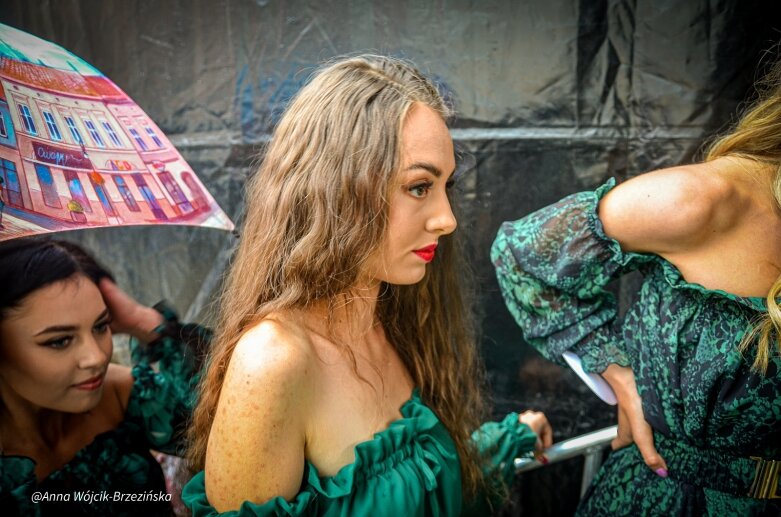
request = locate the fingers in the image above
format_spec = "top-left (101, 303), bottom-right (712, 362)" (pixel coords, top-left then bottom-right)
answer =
top-left (538, 419), bottom-right (553, 449)
top-left (518, 410), bottom-right (554, 462)
top-left (602, 364), bottom-right (669, 477)
top-left (98, 278), bottom-right (138, 333)
top-left (629, 409), bottom-right (668, 475)
top-left (611, 407), bottom-right (633, 450)
top-left (98, 277), bottom-right (121, 306)
top-left (518, 410), bottom-right (548, 437)
top-left (98, 278), bottom-right (163, 341)
top-left (98, 278), bottom-right (135, 318)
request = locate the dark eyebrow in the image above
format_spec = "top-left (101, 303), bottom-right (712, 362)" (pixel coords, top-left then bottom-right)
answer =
top-left (35, 325), bottom-right (76, 336)
top-left (34, 309), bottom-right (110, 336)
top-left (404, 161), bottom-right (456, 180)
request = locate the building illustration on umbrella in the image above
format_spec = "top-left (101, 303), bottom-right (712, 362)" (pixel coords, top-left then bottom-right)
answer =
top-left (0, 23), bottom-right (233, 240)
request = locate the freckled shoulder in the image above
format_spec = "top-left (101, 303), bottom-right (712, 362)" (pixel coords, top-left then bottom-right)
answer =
top-left (229, 318), bottom-right (316, 388)
top-left (204, 317), bottom-right (315, 511)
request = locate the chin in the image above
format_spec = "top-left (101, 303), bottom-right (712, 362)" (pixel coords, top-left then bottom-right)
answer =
top-left (372, 260), bottom-right (430, 286)
top-left (63, 388), bottom-right (105, 414)
top-left (386, 270), bottom-right (428, 286)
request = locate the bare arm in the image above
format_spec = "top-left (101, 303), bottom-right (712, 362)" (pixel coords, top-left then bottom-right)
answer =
top-left (598, 166), bottom-right (733, 255)
top-left (204, 321), bottom-right (312, 511)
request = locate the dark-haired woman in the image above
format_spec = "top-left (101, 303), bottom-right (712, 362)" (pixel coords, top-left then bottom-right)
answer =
top-left (0, 238), bottom-right (209, 516)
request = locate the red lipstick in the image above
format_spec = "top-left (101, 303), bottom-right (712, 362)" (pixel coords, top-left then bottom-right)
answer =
top-left (73, 374), bottom-right (104, 391)
top-left (413, 244), bottom-right (437, 263)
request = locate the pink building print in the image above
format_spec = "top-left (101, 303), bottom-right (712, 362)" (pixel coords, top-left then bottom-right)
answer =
top-left (0, 24), bottom-right (232, 240)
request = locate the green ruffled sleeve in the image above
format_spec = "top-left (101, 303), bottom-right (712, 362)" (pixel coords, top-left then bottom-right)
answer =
top-left (182, 390), bottom-right (464, 516)
top-left (127, 302), bottom-right (211, 455)
top-left (473, 413), bottom-right (538, 482)
top-left (462, 414), bottom-right (538, 515)
top-left (182, 471), bottom-right (319, 517)
top-left (491, 179), bottom-right (649, 374)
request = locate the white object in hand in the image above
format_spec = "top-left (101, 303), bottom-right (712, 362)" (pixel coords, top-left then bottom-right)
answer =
top-left (562, 351), bottom-right (617, 405)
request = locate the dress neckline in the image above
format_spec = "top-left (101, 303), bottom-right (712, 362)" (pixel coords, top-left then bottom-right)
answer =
top-left (305, 387), bottom-right (421, 475)
top-left (593, 179), bottom-right (769, 311)
top-left (651, 254), bottom-right (768, 310)
top-left (301, 387), bottom-right (453, 497)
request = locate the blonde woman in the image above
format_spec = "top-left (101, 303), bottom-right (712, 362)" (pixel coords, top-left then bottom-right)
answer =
top-left (492, 60), bottom-right (781, 515)
top-left (183, 55), bottom-right (553, 516)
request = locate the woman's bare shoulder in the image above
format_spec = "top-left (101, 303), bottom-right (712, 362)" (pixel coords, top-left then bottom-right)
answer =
top-left (205, 315), bottom-right (314, 509)
top-left (599, 163), bottom-right (739, 253)
top-left (216, 314), bottom-right (319, 434)
top-left (230, 316), bottom-right (317, 389)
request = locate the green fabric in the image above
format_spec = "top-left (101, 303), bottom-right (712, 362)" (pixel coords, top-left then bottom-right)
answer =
top-left (0, 306), bottom-right (208, 516)
top-left (491, 180), bottom-right (781, 516)
top-left (467, 412), bottom-right (539, 515)
top-left (182, 391), bottom-right (538, 516)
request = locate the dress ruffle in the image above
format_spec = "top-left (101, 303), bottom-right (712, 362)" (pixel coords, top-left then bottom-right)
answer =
top-left (183, 390), bottom-right (537, 516)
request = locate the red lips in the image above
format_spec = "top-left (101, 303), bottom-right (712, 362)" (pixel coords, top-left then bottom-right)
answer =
top-left (73, 374), bottom-right (104, 391)
top-left (413, 244), bottom-right (437, 263)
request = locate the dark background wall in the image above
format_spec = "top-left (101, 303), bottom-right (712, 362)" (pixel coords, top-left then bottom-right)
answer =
top-left (3, 1), bottom-right (780, 515)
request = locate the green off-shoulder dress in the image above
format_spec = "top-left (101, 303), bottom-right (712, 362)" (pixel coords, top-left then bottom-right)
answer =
top-left (491, 179), bottom-right (781, 516)
top-left (0, 305), bottom-right (209, 517)
top-left (182, 392), bottom-right (539, 516)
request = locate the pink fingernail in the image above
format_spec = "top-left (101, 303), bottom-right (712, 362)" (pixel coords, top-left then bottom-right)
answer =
top-left (655, 468), bottom-right (668, 478)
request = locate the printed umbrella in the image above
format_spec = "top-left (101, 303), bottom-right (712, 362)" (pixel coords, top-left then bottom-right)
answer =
top-left (0, 23), bottom-right (234, 241)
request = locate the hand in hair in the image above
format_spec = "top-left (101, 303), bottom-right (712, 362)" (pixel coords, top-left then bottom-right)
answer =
top-left (98, 278), bottom-right (164, 344)
top-left (601, 364), bottom-right (668, 477)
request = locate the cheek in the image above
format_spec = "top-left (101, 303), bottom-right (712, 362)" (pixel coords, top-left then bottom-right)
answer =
top-left (99, 332), bottom-right (114, 356)
top-left (0, 352), bottom-right (72, 401)
top-left (385, 215), bottom-right (421, 252)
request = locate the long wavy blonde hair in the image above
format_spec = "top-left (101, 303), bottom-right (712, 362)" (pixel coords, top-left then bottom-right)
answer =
top-left (704, 58), bottom-right (781, 373)
top-left (187, 55), bottom-right (489, 499)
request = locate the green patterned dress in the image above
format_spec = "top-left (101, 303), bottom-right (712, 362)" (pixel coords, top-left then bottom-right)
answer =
top-left (183, 394), bottom-right (539, 516)
top-left (0, 304), bottom-right (210, 517)
top-left (492, 180), bottom-right (781, 516)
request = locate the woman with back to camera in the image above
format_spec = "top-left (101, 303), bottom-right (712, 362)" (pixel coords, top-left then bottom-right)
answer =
top-left (492, 59), bottom-right (781, 515)
top-left (183, 54), bottom-right (553, 516)
top-left (0, 238), bottom-right (209, 516)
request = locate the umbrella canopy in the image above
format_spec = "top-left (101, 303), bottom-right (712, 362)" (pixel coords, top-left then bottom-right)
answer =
top-left (0, 23), bottom-right (234, 241)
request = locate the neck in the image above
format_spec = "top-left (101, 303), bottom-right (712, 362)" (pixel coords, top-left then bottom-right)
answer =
top-left (308, 281), bottom-right (383, 346)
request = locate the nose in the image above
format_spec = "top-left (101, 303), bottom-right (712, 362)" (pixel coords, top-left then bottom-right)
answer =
top-left (425, 190), bottom-right (457, 235)
top-left (77, 334), bottom-right (110, 370)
